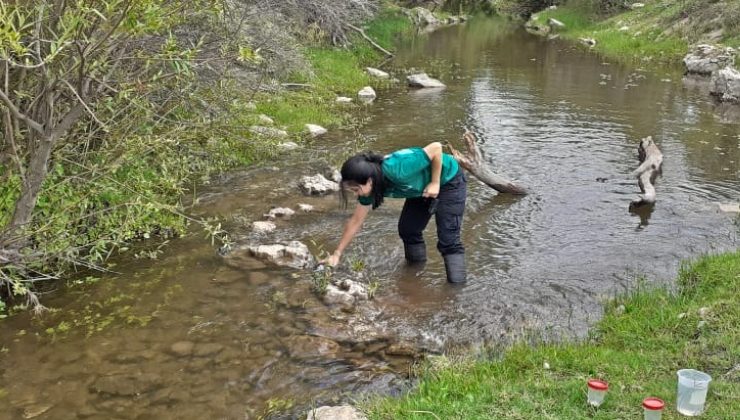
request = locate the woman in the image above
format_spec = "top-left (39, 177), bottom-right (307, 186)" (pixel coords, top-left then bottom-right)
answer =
top-left (322, 142), bottom-right (467, 283)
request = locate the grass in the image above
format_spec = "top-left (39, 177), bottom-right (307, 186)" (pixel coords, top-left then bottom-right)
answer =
top-left (529, 0), bottom-right (740, 66)
top-left (366, 251), bottom-right (740, 419)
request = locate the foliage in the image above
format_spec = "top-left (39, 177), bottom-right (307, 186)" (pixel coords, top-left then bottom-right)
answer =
top-left (311, 266), bottom-right (333, 296)
top-left (367, 251), bottom-right (740, 419)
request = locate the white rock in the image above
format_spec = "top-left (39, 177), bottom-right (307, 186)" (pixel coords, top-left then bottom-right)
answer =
top-left (409, 7), bottom-right (439, 26)
top-left (305, 124), bottom-right (328, 137)
top-left (299, 174), bottom-right (340, 196)
top-left (698, 307), bottom-right (711, 319)
top-left (245, 101), bottom-right (257, 110)
top-left (547, 18), bottom-right (565, 29)
top-left (336, 96), bottom-right (353, 103)
top-left (245, 241), bottom-right (313, 269)
top-left (407, 73), bottom-right (446, 88)
top-left (250, 126), bottom-right (288, 138)
top-left (710, 67), bottom-right (740, 103)
top-left (678, 312), bottom-right (687, 319)
top-left (630, 2), bottom-right (645, 9)
top-left (543, 362), bottom-right (551, 370)
top-left (548, 5), bottom-right (557, 9)
top-left (264, 207), bottom-right (295, 220)
top-left (258, 114), bottom-right (274, 125)
top-left (252, 221), bottom-right (276, 234)
top-left (357, 86), bottom-right (376, 103)
top-left (278, 141), bottom-right (299, 151)
top-left (718, 202), bottom-right (740, 213)
top-left (298, 203), bottom-right (314, 212)
top-left (307, 405), bottom-right (367, 420)
top-left (619, 26), bottom-right (630, 31)
top-left (580, 37), bottom-right (597, 47)
top-left (684, 45), bottom-right (736, 75)
top-left (366, 67), bottom-right (390, 79)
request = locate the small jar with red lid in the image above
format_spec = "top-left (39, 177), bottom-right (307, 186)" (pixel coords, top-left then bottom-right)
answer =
top-left (587, 379), bottom-right (608, 407)
top-left (643, 397), bottom-right (665, 420)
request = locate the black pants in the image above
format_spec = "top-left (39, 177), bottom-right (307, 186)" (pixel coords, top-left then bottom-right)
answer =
top-left (398, 170), bottom-right (466, 256)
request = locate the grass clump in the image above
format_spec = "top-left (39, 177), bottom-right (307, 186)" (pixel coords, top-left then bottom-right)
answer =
top-left (367, 251), bottom-right (740, 419)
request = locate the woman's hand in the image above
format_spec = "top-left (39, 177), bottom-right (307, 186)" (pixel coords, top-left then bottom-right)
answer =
top-left (423, 181), bottom-right (440, 198)
top-left (321, 251), bottom-right (342, 267)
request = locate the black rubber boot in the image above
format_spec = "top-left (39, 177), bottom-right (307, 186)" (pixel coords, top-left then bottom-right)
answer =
top-left (404, 242), bottom-right (427, 263)
top-left (443, 253), bottom-right (466, 283)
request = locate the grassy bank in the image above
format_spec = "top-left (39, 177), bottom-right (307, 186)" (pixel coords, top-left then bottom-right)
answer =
top-left (528, 0), bottom-right (740, 66)
top-left (367, 251), bottom-right (740, 419)
top-left (0, 7), bottom-right (414, 315)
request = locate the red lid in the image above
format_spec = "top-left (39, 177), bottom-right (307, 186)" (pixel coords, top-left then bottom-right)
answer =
top-left (643, 397), bottom-right (665, 410)
top-left (587, 379), bottom-right (608, 391)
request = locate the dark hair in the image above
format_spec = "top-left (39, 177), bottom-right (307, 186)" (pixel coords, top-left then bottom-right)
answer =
top-left (339, 152), bottom-right (385, 209)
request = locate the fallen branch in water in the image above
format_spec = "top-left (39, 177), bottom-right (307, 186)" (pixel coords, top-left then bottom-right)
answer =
top-left (344, 23), bottom-right (394, 57)
top-left (448, 131), bottom-right (527, 195)
top-left (629, 136), bottom-right (663, 208)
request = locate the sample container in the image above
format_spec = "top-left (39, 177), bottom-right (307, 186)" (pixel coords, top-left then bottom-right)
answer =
top-left (587, 379), bottom-right (608, 407)
top-left (643, 397), bottom-right (665, 420)
top-left (677, 369), bottom-right (712, 416)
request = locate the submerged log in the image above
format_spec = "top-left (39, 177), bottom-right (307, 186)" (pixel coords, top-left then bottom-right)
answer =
top-left (448, 132), bottom-right (527, 195)
top-left (630, 136), bottom-right (663, 208)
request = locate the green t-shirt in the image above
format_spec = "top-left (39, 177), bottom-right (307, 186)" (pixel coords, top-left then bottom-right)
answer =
top-left (358, 147), bottom-right (460, 206)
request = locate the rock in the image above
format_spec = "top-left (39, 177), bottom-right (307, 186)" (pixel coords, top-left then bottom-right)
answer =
top-left (299, 174), bottom-right (340, 196)
top-left (366, 67), bottom-right (389, 79)
top-left (250, 126), bottom-right (288, 138)
top-left (247, 271), bottom-right (270, 286)
top-left (336, 96), bottom-right (353, 103)
top-left (543, 362), bottom-right (551, 370)
top-left (385, 342), bottom-right (418, 358)
top-left (169, 341), bottom-right (195, 357)
top-left (630, 2), bottom-right (645, 8)
top-left (547, 18), bottom-right (565, 29)
top-left (264, 207), bottom-right (295, 220)
top-left (222, 249), bottom-right (268, 271)
top-left (548, 5), bottom-right (557, 9)
top-left (619, 26), bottom-right (630, 31)
top-left (298, 203), bottom-right (314, 212)
top-left (90, 373), bottom-right (163, 397)
top-left (258, 114), bottom-right (274, 125)
top-left (244, 241), bottom-right (314, 269)
top-left (306, 124), bottom-right (328, 137)
top-left (357, 86), bottom-right (376, 103)
top-left (323, 280), bottom-right (369, 309)
top-left (710, 67), bottom-right (740, 103)
top-left (252, 221), bottom-right (276, 234)
top-left (698, 307), bottom-right (711, 319)
top-left (285, 335), bottom-right (340, 359)
top-left (719, 202), bottom-right (740, 213)
top-left (193, 343), bottom-right (224, 357)
top-left (245, 101), bottom-right (257, 110)
top-left (614, 304), bottom-right (626, 316)
top-left (407, 73), bottom-right (446, 88)
top-left (579, 37), bottom-right (597, 47)
top-left (22, 404), bottom-right (53, 419)
top-left (684, 44), bottom-right (736, 75)
top-left (408, 7), bottom-right (439, 26)
top-left (307, 406), bottom-right (367, 420)
top-left (278, 141), bottom-right (299, 151)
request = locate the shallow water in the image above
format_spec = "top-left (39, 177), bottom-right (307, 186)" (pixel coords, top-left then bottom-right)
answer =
top-left (1, 18), bottom-right (738, 419)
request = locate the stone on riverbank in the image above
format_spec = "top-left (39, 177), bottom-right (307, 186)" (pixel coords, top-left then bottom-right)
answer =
top-left (307, 405), bottom-right (367, 420)
top-left (684, 44), bottom-right (736, 75)
top-left (323, 279), bottom-right (369, 310)
top-left (336, 96), bottom-right (353, 103)
top-left (366, 67), bottom-right (389, 79)
top-left (299, 174), bottom-right (340, 195)
top-left (306, 124), bottom-right (328, 137)
top-left (357, 86), bottom-right (376, 103)
top-left (408, 7), bottom-right (439, 26)
top-left (264, 207), bottom-right (295, 220)
top-left (710, 67), bottom-right (740, 103)
top-left (258, 114), bottom-right (274, 125)
top-left (407, 73), bottom-right (446, 88)
top-left (278, 141), bottom-right (299, 151)
top-left (252, 221), bottom-right (276, 234)
top-left (250, 126), bottom-right (288, 138)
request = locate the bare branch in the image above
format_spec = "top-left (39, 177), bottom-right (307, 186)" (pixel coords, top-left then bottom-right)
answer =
top-left (0, 88), bottom-right (45, 135)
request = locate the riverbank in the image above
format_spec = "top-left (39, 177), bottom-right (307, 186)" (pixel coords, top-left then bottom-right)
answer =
top-left (526, 0), bottom-right (740, 66)
top-left (0, 6), bottom-right (414, 316)
top-left (367, 251), bottom-right (740, 418)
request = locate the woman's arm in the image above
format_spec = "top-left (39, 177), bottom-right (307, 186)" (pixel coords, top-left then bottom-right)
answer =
top-left (323, 203), bottom-right (371, 266)
top-left (423, 142), bottom-right (443, 198)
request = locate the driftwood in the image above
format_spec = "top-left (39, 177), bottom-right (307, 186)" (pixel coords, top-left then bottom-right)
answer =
top-left (448, 132), bottom-right (527, 195)
top-left (345, 23), bottom-right (394, 57)
top-left (630, 136), bottom-right (663, 208)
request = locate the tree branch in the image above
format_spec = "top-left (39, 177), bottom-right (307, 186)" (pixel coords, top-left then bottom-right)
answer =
top-left (0, 88), bottom-right (45, 136)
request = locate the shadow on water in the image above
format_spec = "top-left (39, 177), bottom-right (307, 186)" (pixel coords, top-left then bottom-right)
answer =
top-left (1, 17), bottom-right (738, 419)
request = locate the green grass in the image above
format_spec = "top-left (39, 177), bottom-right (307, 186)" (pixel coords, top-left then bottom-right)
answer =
top-left (532, 6), bottom-right (689, 63)
top-left (367, 251), bottom-right (740, 419)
